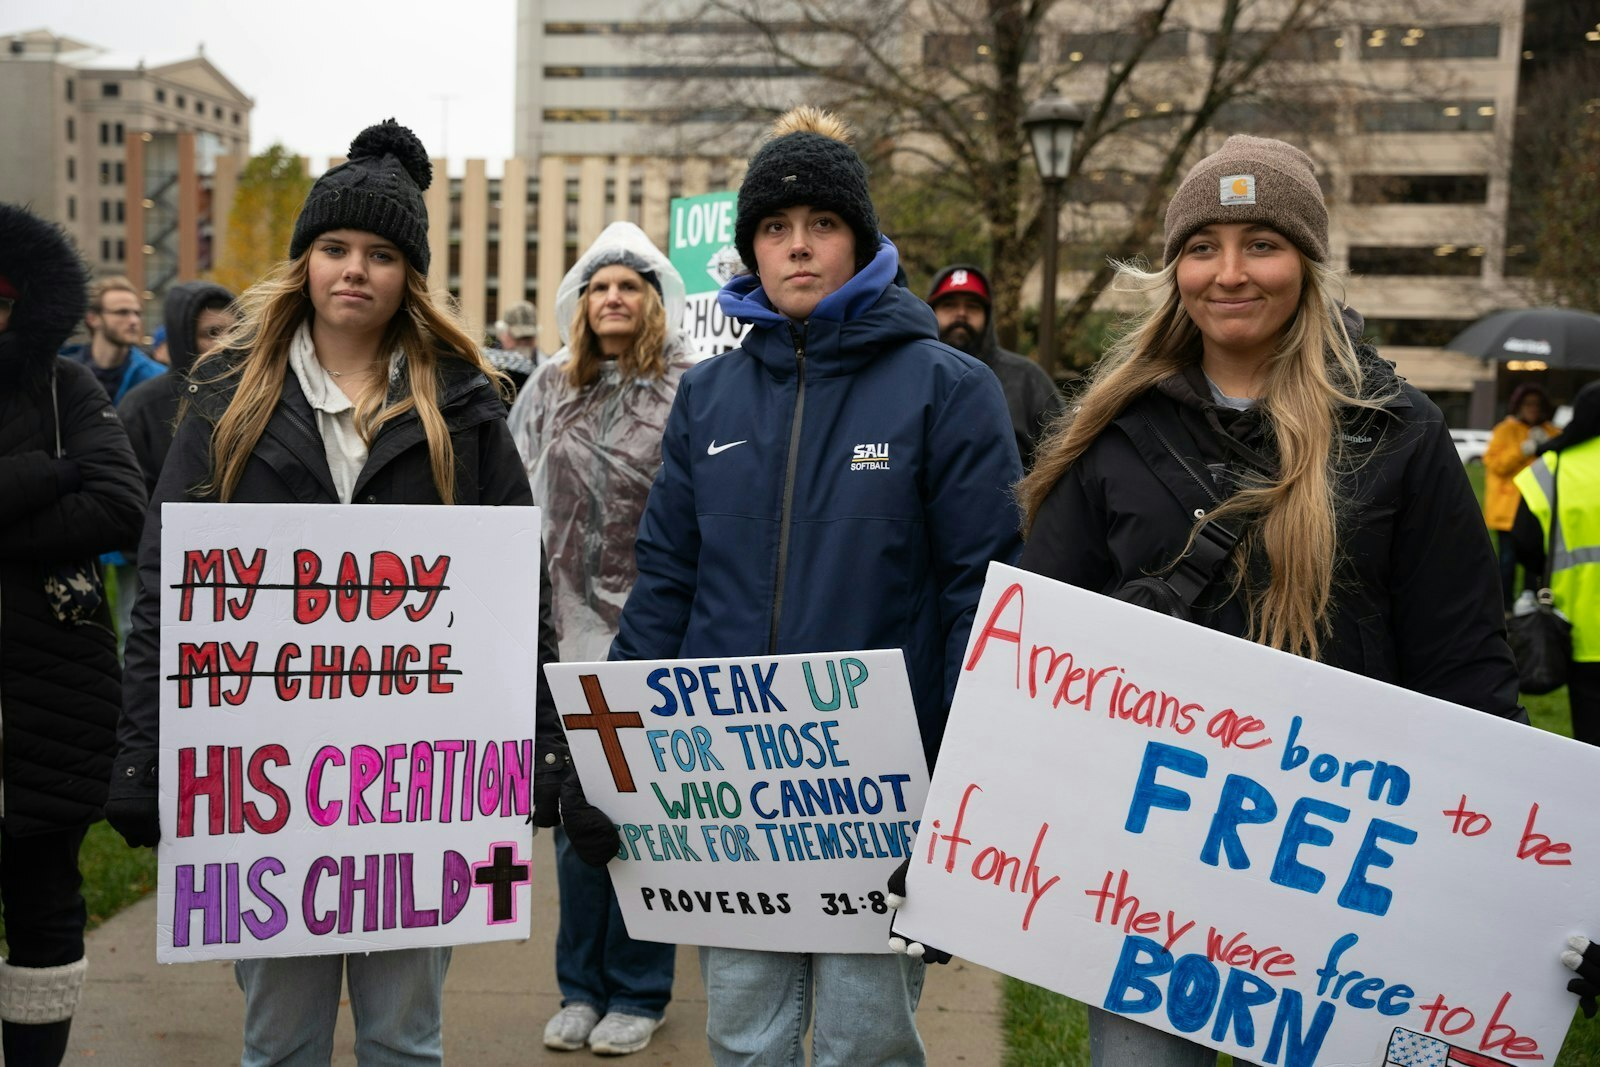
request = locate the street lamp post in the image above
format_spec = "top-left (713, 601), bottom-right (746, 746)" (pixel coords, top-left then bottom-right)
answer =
top-left (1023, 96), bottom-right (1086, 380)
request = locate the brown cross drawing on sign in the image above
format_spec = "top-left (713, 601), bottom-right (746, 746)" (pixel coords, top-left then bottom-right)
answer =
top-left (563, 674), bottom-right (644, 792)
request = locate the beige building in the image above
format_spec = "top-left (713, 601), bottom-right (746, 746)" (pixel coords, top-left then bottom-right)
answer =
top-left (506, 0), bottom-right (1545, 419)
top-left (0, 28), bottom-right (252, 282)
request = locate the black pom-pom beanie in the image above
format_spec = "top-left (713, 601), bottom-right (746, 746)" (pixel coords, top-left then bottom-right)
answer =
top-left (290, 119), bottom-right (434, 272)
top-left (735, 112), bottom-right (879, 273)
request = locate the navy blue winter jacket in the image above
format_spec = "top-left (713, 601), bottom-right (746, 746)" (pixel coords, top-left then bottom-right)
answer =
top-left (611, 240), bottom-right (1023, 765)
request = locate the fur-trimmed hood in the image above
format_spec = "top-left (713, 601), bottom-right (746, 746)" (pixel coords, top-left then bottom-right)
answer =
top-left (0, 202), bottom-right (90, 385)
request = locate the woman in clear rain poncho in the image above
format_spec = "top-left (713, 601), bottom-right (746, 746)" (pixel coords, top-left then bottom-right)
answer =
top-left (507, 220), bottom-right (696, 1056)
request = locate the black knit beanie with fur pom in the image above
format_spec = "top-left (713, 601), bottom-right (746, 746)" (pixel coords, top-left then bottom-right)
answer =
top-left (290, 119), bottom-right (434, 272)
top-left (734, 107), bottom-right (879, 272)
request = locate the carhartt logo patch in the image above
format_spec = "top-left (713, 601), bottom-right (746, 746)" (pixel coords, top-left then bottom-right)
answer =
top-left (850, 443), bottom-right (890, 471)
top-left (1220, 174), bottom-right (1257, 206)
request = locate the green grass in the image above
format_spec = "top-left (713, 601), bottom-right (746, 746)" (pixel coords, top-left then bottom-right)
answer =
top-left (1001, 458), bottom-right (1600, 1065)
top-left (0, 822), bottom-right (156, 950)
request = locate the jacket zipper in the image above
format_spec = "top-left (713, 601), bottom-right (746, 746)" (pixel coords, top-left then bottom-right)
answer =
top-left (768, 323), bottom-right (808, 654)
top-left (1141, 412), bottom-right (1221, 509)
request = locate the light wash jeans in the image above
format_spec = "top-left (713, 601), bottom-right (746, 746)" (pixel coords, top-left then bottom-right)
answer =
top-left (699, 946), bottom-right (926, 1067)
top-left (1089, 1008), bottom-right (1259, 1067)
top-left (234, 947), bottom-right (451, 1066)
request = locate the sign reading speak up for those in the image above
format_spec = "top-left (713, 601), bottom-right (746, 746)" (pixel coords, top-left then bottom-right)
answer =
top-left (892, 563), bottom-right (1600, 1067)
top-left (547, 651), bottom-right (929, 953)
top-left (157, 503), bottom-right (542, 963)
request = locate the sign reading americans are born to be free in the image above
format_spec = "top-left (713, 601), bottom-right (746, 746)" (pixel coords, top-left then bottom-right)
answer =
top-left (547, 651), bottom-right (930, 953)
top-left (891, 563), bottom-right (1600, 1067)
top-left (156, 504), bottom-right (543, 962)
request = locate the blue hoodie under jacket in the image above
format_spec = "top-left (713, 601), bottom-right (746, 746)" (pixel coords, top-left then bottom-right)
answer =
top-left (611, 240), bottom-right (1023, 765)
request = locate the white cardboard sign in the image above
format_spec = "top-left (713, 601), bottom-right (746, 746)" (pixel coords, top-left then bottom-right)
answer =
top-left (157, 503), bottom-right (542, 962)
top-left (546, 651), bottom-right (929, 952)
top-left (892, 563), bottom-right (1600, 1067)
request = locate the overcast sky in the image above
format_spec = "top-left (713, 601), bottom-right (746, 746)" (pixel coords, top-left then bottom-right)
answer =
top-left (4, 0), bottom-right (516, 171)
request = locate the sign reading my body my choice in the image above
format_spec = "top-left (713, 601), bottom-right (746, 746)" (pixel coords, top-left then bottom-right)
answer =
top-left (157, 503), bottom-right (542, 963)
top-left (892, 563), bottom-right (1600, 1067)
top-left (547, 651), bottom-right (929, 953)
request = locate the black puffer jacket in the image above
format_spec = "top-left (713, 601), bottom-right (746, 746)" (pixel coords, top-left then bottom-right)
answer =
top-left (111, 351), bottom-right (568, 801)
top-left (118, 280), bottom-right (233, 494)
top-left (1022, 348), bottom-right (1522, 718)
top-left (0, 203), bottom-right (148, 834)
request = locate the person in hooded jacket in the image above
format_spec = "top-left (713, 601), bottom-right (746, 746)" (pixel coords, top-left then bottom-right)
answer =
top-left (603, 106), bottom-right (1021, 1067)
top-left (1012, 135), bottom-right (1538, 1066)
top-left (926, 263), bottom-right (1063, 467)
top-left (118, 281), bottom-right (237, 494)
top-left (0, 202), bottom-right (147, 1066)
top-left (1484, 383), bottom-right (1559, 606)
top-left (102, 120), bottom-right (568, 1066)
top-left (507, 221), bottom-right (693, 1056)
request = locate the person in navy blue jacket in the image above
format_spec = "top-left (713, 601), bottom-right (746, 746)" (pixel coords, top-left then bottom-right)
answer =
top-left (598, 106), bottom-right (1022, 1067)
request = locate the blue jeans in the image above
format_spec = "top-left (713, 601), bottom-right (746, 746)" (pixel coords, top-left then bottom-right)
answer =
top-left (1089, 1008), bottom-right (1258, 1067)
top-left (234, 947), bottom-right (451, 1066)
top-left (553, 827), bottom-right (675, 1018)
top-left (699, 946), bottom-right (926, 1067)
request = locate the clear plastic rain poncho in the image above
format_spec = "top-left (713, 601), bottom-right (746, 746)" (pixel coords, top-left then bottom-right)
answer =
top-left (507, 221), bottom-right (697, 662)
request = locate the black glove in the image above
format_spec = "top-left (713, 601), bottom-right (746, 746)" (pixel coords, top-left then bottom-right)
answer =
top-left (1563, 935), bottom-right (1600, 1018)
top-left (560, 772), bottom-right (620, 867)
top-left (104, 752), bottom-right (160, 848)
top-left (531, 751), bottom-right (565, 829)
top-left (885, 856), bottom-right (952, 964)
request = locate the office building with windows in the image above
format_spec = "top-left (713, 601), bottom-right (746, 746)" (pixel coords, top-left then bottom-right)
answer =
top-left (0, 29), bottom-right (252, 286)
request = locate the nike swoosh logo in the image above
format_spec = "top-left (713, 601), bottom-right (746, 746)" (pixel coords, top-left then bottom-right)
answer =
top-left (707, 440), bottom-right (748, 456)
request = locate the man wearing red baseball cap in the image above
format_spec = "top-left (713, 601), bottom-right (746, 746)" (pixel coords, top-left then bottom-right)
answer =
top-left (927, 264), bottom-right (1064, 466)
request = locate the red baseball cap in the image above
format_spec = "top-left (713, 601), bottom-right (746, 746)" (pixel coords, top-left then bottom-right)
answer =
top-left (0, 275), bottom-right (18, 301)
top-left (928, 267), bottom-right (990, 305)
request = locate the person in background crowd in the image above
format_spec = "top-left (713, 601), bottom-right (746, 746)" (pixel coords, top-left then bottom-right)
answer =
top-left (0, 202), bottom-right (146, 1066)
top-left (489, 300), bottom-right (545, 396)
top-left (508, 221), bottom-right (693, 1057)
top-left (1514, 380), bottom-right (1600, 745)
top-left (60, 275), bottom-right (166, 653)
top-left (59, 276), bottom-right (165, 404)
top-left (603, 106), bottom-right (1021, 1067)
top-left (149, 324), bottom-right (170, 366)
top-left (926, 263), bottom-right (1063, 467)
top-left (104, 120), bottom-right (567, 1067)
top-left (1484, 383), bottom-right (1559, 607)
top-left (118, 281), bottom-right (237, 495)
top-left (1011, 135), bottom-right (1532, 1066)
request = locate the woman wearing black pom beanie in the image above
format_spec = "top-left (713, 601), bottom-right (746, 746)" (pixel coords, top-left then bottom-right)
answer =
top-left (106, 120), bottom-right (569, 1064)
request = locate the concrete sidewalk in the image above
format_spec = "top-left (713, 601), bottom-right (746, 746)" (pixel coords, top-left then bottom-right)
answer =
top-left (69, 832), bottom-right (1004, 1065)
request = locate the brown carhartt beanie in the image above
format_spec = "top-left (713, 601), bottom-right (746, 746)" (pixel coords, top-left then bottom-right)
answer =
top-left (1162, 135), bottom-right (1328, 265)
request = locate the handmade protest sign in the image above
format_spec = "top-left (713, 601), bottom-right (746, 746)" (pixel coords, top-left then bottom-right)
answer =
top-left (156, 503), bottom-right (542, 963)
top-left (547, 651), bottom-right (928, 952)
top-left (668, 190), bottom-right (749, 356)
top-left (892, 562), bottom-right (1600, 1067)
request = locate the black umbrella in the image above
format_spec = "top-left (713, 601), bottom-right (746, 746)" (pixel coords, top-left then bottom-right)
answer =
top-left (1446, 307), bottom-right (1600, 370)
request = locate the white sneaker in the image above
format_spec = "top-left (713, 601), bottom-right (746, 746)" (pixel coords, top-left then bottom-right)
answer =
top-left (543, 1003), bottom-right (600, 1051)
top-left (587, 1011), bottom-right (664, 1056)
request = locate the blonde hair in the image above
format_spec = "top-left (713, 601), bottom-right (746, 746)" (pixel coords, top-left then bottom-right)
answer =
top-left (190, 251), bottom-right (506, 504)
top-left (90, 275), bottom-right (139, 309)
top-left (1018, 254), bottom-right (1392, 660)
top-left (564, 268), bottom-right (669, 390)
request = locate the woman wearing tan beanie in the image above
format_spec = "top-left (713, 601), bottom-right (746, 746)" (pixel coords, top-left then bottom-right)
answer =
top-left (1015, 135), bottom-right (1545, 1065)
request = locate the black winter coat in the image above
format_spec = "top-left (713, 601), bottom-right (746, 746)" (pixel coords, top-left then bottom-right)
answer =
top-left (0, 204), bottom-right (148, 834)
top-left (1022, 356), bottom-right (1522, 718)
top-left (111, 354), bottom-right (568, 802)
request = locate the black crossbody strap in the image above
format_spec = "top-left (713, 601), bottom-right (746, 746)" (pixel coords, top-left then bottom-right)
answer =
top-left (1122, 403), bottom-right (1241, 610)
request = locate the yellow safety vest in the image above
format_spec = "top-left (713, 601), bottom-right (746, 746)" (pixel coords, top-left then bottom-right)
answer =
top-left (1515, 440), bottom-right (1600, 661)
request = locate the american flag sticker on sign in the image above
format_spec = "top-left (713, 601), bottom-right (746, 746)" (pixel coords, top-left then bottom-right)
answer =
top-left (1383, 1028), bottom-right (1513, 1067)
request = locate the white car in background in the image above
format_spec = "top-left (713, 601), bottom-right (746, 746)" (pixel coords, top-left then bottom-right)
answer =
top-left (1450, 428), bottom-right (1492, 465)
